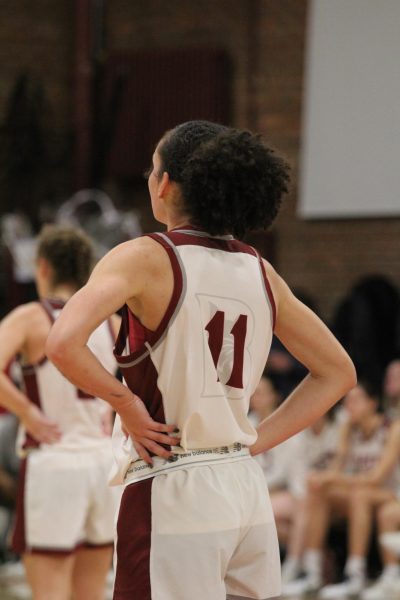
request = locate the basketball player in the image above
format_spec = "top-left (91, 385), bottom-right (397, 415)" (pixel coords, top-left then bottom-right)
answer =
top-left (0, 226), bottom-right (120, 600)
top-left (46, 121), bottom-right (356, 600)
top-left (283, 380), bottom-right (400, 599)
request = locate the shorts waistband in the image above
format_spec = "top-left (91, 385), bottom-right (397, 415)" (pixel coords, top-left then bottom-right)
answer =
top-left (124, 442), bottom-right (250, 485)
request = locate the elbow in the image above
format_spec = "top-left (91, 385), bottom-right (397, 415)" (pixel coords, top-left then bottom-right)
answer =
top-left (339, 356), bottom-right (357, 395)
top-left (45, 331), bottom-right (70, 368)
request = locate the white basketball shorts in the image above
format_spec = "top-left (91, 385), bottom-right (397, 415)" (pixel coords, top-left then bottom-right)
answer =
top-left (114, 455), bottom-right (281, 600)
top-left (13, 443), bottom-right (121, 554)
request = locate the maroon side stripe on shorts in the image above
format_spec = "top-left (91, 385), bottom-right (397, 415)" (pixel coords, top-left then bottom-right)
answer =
top-left (12, 458), bottom-right (27, 554)
top-left (113, 478), bottom-right (153, 600)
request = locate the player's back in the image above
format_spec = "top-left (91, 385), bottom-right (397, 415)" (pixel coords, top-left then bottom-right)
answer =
top-left (21, 298), bottom-right (116, 452)
top-left (113, 228), bottom-right (275, 463)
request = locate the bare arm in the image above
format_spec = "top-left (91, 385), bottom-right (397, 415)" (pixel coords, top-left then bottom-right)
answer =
top-left (0, 305), bottom-right (61, 443)
top-left (46, 239), bottom-right (178, 464)
top-left (101, 313), bottom-right (121, 435)
top-left (251, 263), bottom-right (356, 456)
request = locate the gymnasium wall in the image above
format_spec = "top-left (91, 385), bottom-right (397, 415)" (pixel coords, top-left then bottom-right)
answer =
top-left (0, 0), bottom-right (72, 129)
top-left (255, 1), bottom-right (400, 320)
top-left (0, 0), bottom-right (399, 320)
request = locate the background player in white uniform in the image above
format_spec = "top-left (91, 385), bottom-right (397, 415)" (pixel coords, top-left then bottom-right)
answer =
top-left (362, 491), bottom-right (400, 599)
top-left (47, 121), bottom-right (356, 600)
top-left (0, 226), bottom-right (120, 600)
top-left (283, 380), bottom-right (400, 599)
top-left (279, 411), bottom-right (339, 584)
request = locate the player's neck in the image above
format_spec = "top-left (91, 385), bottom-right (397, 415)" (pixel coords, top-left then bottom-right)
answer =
top-left (167, 219), bottom-right (192, 231)
top-left (165, 209), bottom-right (193, 232)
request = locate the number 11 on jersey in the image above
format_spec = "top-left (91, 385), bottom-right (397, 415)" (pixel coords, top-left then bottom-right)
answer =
top-left (205, 311), bottom-right (247, 389)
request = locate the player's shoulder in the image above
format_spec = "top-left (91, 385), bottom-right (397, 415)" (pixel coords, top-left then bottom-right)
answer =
top-left (93, 234), bottom-right (169, 281)
top-left (2, 301), bottom-right (43, 324)
top-left (106, 234), bottom-right (167, 262)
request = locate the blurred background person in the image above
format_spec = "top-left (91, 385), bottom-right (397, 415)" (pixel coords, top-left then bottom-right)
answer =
top-left (0, 2), bottom-right (400, 599)
top-left (361, 494), bottom-right (400, 599)
top-left (280, 409), bottom-right (339, 585)
top-left (0, 361), bottom-right (20, 564)
top-left (265, 290), bottom-right (315, 399)
top-left (249, 376), bottom-right (339, 585)
top-left (383, 359), bottom-right (400, 419)
top-left (249, 376), bottom-right (301, 556)
top-left (0, 226), bottom-right (120, 600)
top-left (283, 381), bottom-right (400, 599)
top-left (332, 276), bottom-right (400, 391)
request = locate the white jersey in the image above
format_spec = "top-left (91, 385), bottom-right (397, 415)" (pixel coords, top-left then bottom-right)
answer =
top-left (345, 417), bottom-right (400, 492)
top-left (249, 410), bottom-right (301, 490)
top-left (111, 228), bottom-right (275, 484)
top-left (20, 298), bottom-right (117, 453)
top-left (288, 421), bottom-right (339, 497)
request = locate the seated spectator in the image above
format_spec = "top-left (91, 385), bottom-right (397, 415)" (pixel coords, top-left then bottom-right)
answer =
top-left (249, 377), bottom-right (301, 549)
top-left (282, 380), bottom-right (400, 599)
top-left (280, 410), bottom-right (339, 584)
top-left (332, 275), bottom-right (400, 390)
top-left (0, 361), bottom-right (20, 562)
top-left (265, 290), bottom-right (315, 399)
top-left (265, 336), bottom-right (307, 399)
top-left (383, 358), bottom-right (400, 419)
top-left (361, 482), bottom-right (400, 598)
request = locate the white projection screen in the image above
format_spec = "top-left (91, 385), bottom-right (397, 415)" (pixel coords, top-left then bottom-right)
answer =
top-left (299, 0), bottom-right (400, 219)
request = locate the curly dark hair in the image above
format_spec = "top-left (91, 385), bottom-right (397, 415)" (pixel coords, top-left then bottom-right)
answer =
top-left (158, 120), bottom-right (290, 238)
top-left (37, 225), bottom-right (93, 289)
top-left (357, 378), bottom-right (384, 412)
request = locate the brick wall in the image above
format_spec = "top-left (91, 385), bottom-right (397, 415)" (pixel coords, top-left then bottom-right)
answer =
top-left (106, 0), bottom-right (252, 127)
top-left (0, 0), bottom-right (72, 129)
top-left (0, 0), bottom-right (399, 319)
top-left (254, 0), bottom-right (400, 320)
top-left (0, 0), bottom-right (73, 216)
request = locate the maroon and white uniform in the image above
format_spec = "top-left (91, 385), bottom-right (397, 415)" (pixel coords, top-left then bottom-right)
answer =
top-left (345, 417), bottom-right (400, 492)
top-left (287, 422), bottom-right (339, 498)
top-left (13, 299), bottom-right (120, 554)
top-left (112, 229), bottom-right (281, 600)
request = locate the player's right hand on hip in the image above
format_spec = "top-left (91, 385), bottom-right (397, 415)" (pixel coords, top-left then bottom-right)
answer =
top-left (118, 395), bottom-right (180, 465)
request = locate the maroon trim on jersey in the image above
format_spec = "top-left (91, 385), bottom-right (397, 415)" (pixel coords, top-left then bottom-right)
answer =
top-left (40, 298), bottom-right (65, 324)
top-left (114, 478), bottom-right (153, 600)
top-left (166, 230), bottom-right (256, 254)
top-left (119, 354), bottom-right (167, 427)
top-left (171, 225), bottom-right (233, 239)
top-left (166, 229), bottom-right (276, 328)
top-left (12, 458), bottom-right (27, 554)
top-left (127, 309), bottom-right (150, 353)
top-left (21, 366), bottom-right (41, 450)
top-left (22, 355), bottom-right (47, 370)
top-left (114, 233), bottom-right (184, 366)
top-left (113, 309), bottom-right (151, 366)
